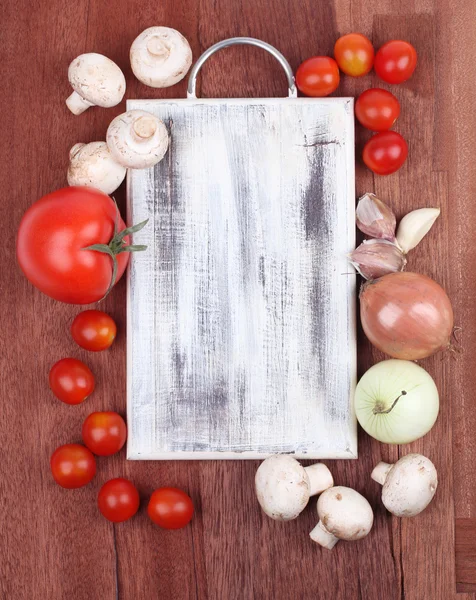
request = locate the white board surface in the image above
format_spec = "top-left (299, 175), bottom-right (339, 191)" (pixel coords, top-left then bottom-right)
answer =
top-left (127, 97), bottom-right (357, 459)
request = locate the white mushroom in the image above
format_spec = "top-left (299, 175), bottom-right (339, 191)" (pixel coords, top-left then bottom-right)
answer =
top-left (66, 53), bottom-right (126, 115)
top-left (106, 110), bottom-right (169, 169)
top-left (67, 142), bottom-right (126, 195)
top-left (255, 455), bottom-right (334, 521)
top-left (310, 486), bottom-right (374, 550)
top-left (371, 453), bottom-right (437, 517)
top-left (130, 26), bottom-right (192, 88)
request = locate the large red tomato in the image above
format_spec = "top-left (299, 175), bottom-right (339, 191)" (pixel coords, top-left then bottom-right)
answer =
top-left (17, 187), bottom-right (146, 304)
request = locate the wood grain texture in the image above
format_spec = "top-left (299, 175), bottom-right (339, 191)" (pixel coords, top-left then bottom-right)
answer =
top-left (1, 0), bottom-right (476, 598)
top-left (456, 519), bottom-right (476, 592)
top-left (127, 97), bottom-right (356, 459)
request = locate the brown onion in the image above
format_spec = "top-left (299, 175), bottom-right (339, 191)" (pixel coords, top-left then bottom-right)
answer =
top-left (360, 272), bottom-right (453, 360)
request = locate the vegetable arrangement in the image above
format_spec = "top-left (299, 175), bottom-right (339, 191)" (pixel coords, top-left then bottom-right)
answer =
top-left (254, 33), bottom-right (453, 550)
top-left (48, 309), bottom-right (194, 527)
top-left (16, 24), bottom-right (453, 551)
top-left (297, 33), bottom-right (418, 175)
top-left (255, 188), bottom-right (450, 547)
top-left (15, 26), bottom-right (197, 531)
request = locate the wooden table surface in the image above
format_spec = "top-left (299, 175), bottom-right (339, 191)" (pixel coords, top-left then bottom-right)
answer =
top-left (2, 0), bottom-right (476, 598)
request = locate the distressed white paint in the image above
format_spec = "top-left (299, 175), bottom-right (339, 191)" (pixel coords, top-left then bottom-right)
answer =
top-left (126, 97), bottom-right (356, 459)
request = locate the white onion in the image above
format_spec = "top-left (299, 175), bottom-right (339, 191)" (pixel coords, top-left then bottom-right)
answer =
top-left (354, 359), bottom-right (439, 444)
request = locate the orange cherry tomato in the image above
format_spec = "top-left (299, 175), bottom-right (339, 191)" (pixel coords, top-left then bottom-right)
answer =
top-left (148, 487), bottom-right (194, 529)
top-left (334, 33), bottom-right (374, 77)
top-left (374, 40), bottom-right (417, 84)
top-left (363, 131), bottom-right (408, 175)
top-left (49, 358), bottom-right (95, 405)
top-left (98, 478), bottom-right (140, 522)
top-left (71, 310), bottom-right (117, 352)
top-left (82, 411), bottom-right (127, 456)
top-left (50, 444), bottom-right (96, 489)
top-left (296, 57), bottom-right (340, 97)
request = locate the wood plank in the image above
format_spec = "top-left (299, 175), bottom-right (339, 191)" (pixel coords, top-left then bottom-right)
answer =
top-left (1, 0), bottom-right (476, 598)
top-left (456, 519), bottom-right (476, 592)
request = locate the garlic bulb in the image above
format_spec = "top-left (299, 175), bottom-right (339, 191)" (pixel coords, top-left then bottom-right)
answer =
top-left (396, 208), bottom-right (440, 254)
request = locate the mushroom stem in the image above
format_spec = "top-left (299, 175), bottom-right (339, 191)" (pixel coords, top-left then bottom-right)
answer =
top-left (69, 143), bottom-right (85, 160)
top-left (132, 116), bottom-right (158, 141)
top-left (309, 520), bottom-right (339, 550)
top-left (147, 37), bottom-right (170, 57)
top-left (305, 464), bottom-right (334, 496)
top-left (66, 91), bottom-right (94, 115)
top-left (371, 461), bottom-right (393, 485)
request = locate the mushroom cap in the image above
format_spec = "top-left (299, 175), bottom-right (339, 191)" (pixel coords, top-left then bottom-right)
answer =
top-left (130, 26), bottom-right (192, 88)
top-left (68, 53), bottom-right (126, 107)
top-left (67, 141), bottom-right (126, 195)
top-left (106, 110), bottom-right (169, 169)
top-left (255, 455), bottom-right (310, 521)
top-left (317, 486), bottom-right (374, 541)
top-left (381, 454), bottom-right (437, 517)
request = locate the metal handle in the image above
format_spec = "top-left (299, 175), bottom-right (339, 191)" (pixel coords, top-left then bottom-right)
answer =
top-left (187, 37), bottom-right (297, 99)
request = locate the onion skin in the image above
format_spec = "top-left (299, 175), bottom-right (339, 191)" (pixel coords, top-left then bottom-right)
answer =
top-left (360, 272), bottom-right (453, 360)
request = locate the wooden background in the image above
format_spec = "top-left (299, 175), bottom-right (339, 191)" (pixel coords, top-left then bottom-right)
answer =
top-left (1, 0), bottom-right (475, 598)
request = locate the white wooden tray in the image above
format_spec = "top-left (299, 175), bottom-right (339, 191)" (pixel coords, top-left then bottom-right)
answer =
top-left (127, 38), bottom-right (357, 460)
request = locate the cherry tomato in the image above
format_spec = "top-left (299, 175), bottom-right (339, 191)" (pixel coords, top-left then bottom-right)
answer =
top-left (363, 131), bottom-right (408, 175)
top-left (374, 40), bottom-right (417, 84)
top-left (98, 478), bottom-right (140, 522)
top-left (355, 88), bottom-right (400, 131)
top-left (82, 412), bottom-right (127, 456)
top-left (17, 187), bottom-right (134, 304)
top-left (50, 444), bottom-right (96, 489)
top-left (148, 487), bottom-right (194, 529)
top-left (71, 310), bottom-right (117, 352)
top-left (296, 57), bottom-right (340, 97)
top-left (334, 33), bottom-right (374, 77)
top-left (49, 358), bottom-right (95, 405)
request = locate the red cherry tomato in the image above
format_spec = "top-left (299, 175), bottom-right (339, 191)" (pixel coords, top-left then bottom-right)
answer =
top-left (363, 131), bottom-right (408, 175)
top-left (374, 40), bottom-right (417, 84)
top-left (49, 358), bottom-right (95, 405)
top-left (98, 478), bottom-right (140, 523)
top-left (50, 444), bottom-right (96, 489)
top-left (71, 310), bottom-right (117, 352)
top-left (296, 57), bottom-right (340, 97)
top-left (334, 33), bottom-right (374, 77)
top-left (148, 487), bottom-right (194, 529)
top-left (355, 88), bottom-right (400, 131)
top-left (17, 187), bottom-right (132, 304)
top-left (82, 412), bottom-right (127, 456)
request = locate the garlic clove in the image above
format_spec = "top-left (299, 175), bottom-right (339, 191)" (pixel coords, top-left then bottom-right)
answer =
top-left (356, 193), bottom-right (397, 241)
top-left (396, 208), bottom-right (441, 254)
top-left (350, 239), bottom-right (407, 280)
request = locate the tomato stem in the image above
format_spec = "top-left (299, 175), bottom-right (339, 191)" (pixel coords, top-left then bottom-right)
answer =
top-left (82, 200), bottom-right (148, 301)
